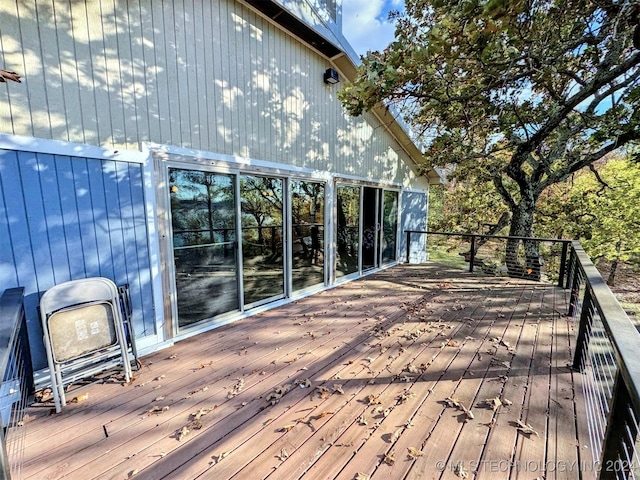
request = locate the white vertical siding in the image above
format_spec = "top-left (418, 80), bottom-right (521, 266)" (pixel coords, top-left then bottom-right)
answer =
top-left (0, 0), bottom-right (429, 188)
top-left (400, 191), bottom-right (429, 263)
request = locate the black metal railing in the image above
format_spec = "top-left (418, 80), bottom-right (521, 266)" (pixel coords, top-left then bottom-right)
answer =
top-left (567, 242), bottom-right (640, 479)
top-left (0, 287), bottom-right (34, 479)
top-left (405, 230), bottom-right (572, 287)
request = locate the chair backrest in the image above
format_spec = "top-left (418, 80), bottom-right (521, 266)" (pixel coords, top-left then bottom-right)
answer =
top-left (40, 278), bottom-right (122, 363)
top-left (40, 277), bottom-right (119, 315)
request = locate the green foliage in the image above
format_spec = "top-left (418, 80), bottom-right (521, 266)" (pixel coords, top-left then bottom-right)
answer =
top-left (572, 158), bottom-right (640, 263)
top-left (340, 0), bottom-right (640, 240)
top-left (428, 180), bottom-right (509, 233)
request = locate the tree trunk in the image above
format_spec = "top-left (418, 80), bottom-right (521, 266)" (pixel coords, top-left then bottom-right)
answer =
top-left (505, 197), bottom-right (541, 281)
top-left (472, 211), bottom-right (511, 253)
top-left (606, 240), bottom-right (622, 287)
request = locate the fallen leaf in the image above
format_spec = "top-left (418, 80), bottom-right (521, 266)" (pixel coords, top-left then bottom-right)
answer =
top-left (355, 473), bottom-right (370, 480)
top-left (515, 419), bottom-right (539, 437)
top-left (333, 384), bottom-right (345, 395)
top-left (298, 379), bottom-right (312, 389)
top-left (404, 363), bottom-right (419, 374)
top-left (70, 393), bottom-right (89, 403)
top-left (20, 414), bottom-right (35, 425)
top-left (444, 396), bottom-right (460, 408)
top-left (311, 411), bottom-right (334, 421)
top-left (147, 405), bottom-right (169, 415)
top-left (277, 424), bottom-right (296, 432)
top-left (177, 425), bottom-right (190, 441)
top-left (446, 397), bottom-right (473, 419)
top-left (358, 415), bottom-right (368, 426)
top-left (191, 408), bottom-right (210, 420)
top-left (211, 450), bottom-right (231, 465)
top-left (407, 447), bottom-right (424, 458)
top-left (366, 394), bottom-right (381, 406)
top-left (227, 379), bottom-right (245, 399)
top-left (486, 397), bottom-right (502, 411)
top-left (315, 386), bottom-right (331, 399)
top-left (397, 390), bottom-right (416, 404)
top-left (461, 404), bottom-right (474, 420)
top-left (390, 428), bottom-right (402, 443)
top-left (453, 463), bottom-right (469, 478)
top-left (383, 451), bottom-right (395, 465)
top-left (267, 384), bottom-right (292, 405)
top-left (276, 448), bottom-right (289, 461)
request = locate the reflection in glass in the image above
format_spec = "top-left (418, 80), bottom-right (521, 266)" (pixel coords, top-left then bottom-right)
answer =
top-left (362, 187), bottom-right (379, 271)
top-left (336, 185), bottom-right (360, 277)
top-left (291, 181), bottom-right (325, 291)
top-left (241, 175), bottom-right (284, 305)
top-left (382, 190), bottom-right (399, 263)
top-left (169, 169), bottom-right (238, 327)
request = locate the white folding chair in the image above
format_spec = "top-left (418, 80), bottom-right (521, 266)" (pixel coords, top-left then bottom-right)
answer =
top-left (39, 277), bottom-right (132, 413)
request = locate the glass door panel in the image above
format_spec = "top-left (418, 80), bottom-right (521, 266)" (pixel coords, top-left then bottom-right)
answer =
top-left (240, 175), bottom-right (284, 306)
top-left (336, 185), bottom-right (360, 277)
top-left (291, 181), bottom-right (325, 291)
top-left (169, 168), bottom-right (238, 328)
top-left (362, 187), bottom-right (380, 271)
top-left (382, 190), bottom-right (399, 264)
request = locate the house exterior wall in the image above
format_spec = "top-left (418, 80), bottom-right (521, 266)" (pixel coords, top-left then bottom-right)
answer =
top-left (0, 140), bottom-right (158, 371)
top-left (0, 0), bottom-right (430, 190)
top-left (401, 190), bottom-right (429, 264)
top-left (0, 0), bottom-right (431, 376)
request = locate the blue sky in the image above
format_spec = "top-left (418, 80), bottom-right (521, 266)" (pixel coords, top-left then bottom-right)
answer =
top-left (341, 0), bottom-right (404, 56)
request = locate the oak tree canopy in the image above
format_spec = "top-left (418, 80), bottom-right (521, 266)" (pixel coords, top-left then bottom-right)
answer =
top-left (339, 0), bottom-right (640, 277)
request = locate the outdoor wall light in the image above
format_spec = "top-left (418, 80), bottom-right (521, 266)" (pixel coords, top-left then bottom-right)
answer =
top-left (323, 67), bottom-right (339, 84)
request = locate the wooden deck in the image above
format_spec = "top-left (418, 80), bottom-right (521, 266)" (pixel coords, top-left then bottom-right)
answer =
top-left (20, 264), bottom-right (589, 480)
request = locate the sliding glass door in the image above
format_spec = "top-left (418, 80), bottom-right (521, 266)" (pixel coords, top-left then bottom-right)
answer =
top-left (362, 187), bottom-right (380, 271)
top-left (240, 175), bottom-right (285, 306)
top-left (381, 190), bottom-right (398, 264)
top-left (169, 168), bottom-right (238, 327)
top-left (291, 180), bottom-right (325, 291)
top-left (336, 185), bottom-right (360, 277)
top-left (335, 184), bottom-right (399, 278)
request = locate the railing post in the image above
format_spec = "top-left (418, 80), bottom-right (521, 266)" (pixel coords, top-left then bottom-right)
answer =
top-left (572, 287), bottom-right (592, 371)
top-left (558, 241), bottom-right (569, 288)
top-left (564, 245), bottom-right (575, 290)
top-left (405, 231), bottom-right (411, 263)
top-left (599, 372), bottom-right (640, 479)
top-left (568, 258), bottom-right (581, 317)
top-left (469, 235), bottom-right (476, 273)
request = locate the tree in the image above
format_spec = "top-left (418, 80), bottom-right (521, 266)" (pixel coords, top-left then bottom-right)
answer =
top-left (428, 180), bottom-right (509, 234)
top-left (568, 157), bottom-right (640, 285)
top-left (339, 0), bottom-right (640, 279)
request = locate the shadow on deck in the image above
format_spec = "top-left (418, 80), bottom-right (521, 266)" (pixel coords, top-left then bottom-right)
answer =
top-left (20, 263), bottom-right (590, 480)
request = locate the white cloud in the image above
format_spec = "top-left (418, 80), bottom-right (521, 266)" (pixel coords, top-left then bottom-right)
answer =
top-left (341, 0), bottom-right (401, 56)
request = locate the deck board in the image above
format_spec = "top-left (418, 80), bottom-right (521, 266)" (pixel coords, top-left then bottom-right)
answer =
top-left (18, 264), bottom-right (587, 480)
